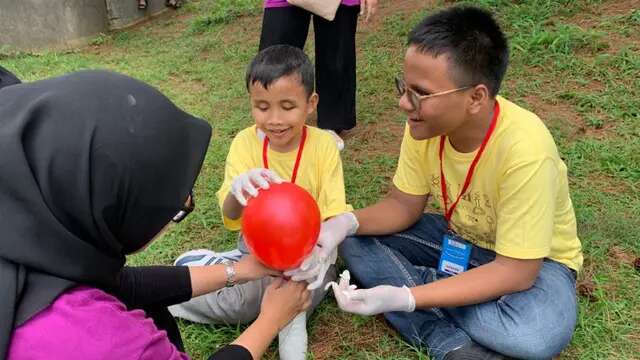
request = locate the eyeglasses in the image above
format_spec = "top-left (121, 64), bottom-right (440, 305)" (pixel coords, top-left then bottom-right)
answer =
top-left (395, 76), bottom-right (473, 111)
top-left (172, 191), bottom-right (195, 223)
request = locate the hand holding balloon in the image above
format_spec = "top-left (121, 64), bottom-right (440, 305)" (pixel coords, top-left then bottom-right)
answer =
top-left (241, 182), bottom-right (321, 271)
top-left (230, 168), bottom-right (283, 206)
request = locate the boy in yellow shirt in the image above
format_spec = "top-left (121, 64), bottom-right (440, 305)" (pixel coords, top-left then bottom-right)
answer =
top-left (169, 45), bottom-right (350, 360)
top-left (289, 6), bottom-right (583, 360)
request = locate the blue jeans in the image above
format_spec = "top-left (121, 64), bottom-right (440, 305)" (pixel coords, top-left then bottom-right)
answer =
top-left (339, 214), bottom-right (577, 360)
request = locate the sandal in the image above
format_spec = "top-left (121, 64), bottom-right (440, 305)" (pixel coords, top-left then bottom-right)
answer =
top-left (165, 0), bottom-right (182, 8)
top-left (138, 0), bottom-right (147, 9)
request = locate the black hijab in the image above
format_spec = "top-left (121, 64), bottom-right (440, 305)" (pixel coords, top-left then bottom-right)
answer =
top-left (0, 70), bottom-right (211, 358)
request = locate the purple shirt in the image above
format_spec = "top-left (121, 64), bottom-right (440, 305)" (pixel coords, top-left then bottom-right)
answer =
top-left (265, 0), bottom-right (360, 8)
top-left (8, 286), bottom-right (189, 360)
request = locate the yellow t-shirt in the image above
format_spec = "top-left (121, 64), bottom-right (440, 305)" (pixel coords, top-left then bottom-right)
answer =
top-left (393, 96), bottom-right (583, 272)
top-left (217, 125), bottom-right (350, 230)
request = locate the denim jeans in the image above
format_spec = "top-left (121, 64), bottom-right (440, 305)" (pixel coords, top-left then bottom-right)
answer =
top-left (339, 214), bottom-right (577, 360)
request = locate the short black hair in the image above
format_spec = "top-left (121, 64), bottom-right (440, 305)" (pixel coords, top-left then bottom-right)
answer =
top-left (408, 6), bottom-right (509, 97)
top-left (246, 45), bottom-right (315, 97)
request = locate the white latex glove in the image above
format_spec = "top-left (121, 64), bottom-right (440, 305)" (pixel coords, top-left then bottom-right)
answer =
top-left (360, 0), bottom-right (378, 23)
top-left (284, 212), bottom-right (359, 290)
top-left (326, 270), bottom-right (416, 316)
top-left (285, 247), bottom-right (334, 290)
top-left (230, 168), bottom-right (282, 206)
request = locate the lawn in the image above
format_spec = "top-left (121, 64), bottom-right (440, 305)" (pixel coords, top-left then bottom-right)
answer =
top-left (2, 0), bottom-right (639, 359)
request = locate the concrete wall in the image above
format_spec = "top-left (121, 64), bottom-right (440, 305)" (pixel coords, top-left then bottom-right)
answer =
top-left (0, 0), bottom-right (168, 51)
top-left (0, 0), bottom-right (108, 50)
top-left (107, 0), bottom-right (167, 30)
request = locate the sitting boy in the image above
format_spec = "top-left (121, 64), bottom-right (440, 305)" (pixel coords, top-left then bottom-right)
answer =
top-left (169, 45), bottom-right (351, 360)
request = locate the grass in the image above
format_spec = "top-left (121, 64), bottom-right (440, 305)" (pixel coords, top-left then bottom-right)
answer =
top-left (3, 0), bottom-right (639, 358)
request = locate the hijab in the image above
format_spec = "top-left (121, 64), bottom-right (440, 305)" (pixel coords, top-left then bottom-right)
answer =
top-left (0, 70), bottom-right (211, 358)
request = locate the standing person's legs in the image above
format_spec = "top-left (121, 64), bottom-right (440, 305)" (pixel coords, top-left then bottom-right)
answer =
top-left (259, 6), bottom-right (311, 51)
top-left (313, 5), bottom-right (359, 132)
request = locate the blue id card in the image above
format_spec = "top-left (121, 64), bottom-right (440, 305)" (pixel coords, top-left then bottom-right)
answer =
top-left (438, 232), bottom-right (472, 275)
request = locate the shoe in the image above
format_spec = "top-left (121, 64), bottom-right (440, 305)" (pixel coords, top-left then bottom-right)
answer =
top-left (138, 0), bottom-right (147, 9)
top-left (443, 342), bottom-right (510, 360)
top-left (174, 248), bottom-right (243, 266)
top-left (165, 0), bottom-right (183, 8)
top-left (324, 130), bottom-right (344, 151)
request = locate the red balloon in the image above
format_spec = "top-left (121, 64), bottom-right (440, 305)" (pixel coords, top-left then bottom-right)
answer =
top-left (241, 182), bottom-right (321, 271)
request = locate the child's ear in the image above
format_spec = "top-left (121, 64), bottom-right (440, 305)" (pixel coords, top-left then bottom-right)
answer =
top-left (307, 92), bottom-right (319, 115)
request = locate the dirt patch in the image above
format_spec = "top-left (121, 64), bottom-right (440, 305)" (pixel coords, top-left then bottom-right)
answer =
top-left (574, 172), bottom-right (635, 197)
top-left (167, 74), bottom-right (209, 94)
top-left (347, 116), bottom-right (405, 158)
top-left (523, 94), bottom-right (616, 140)
top-left (309, 308), bottom-right (405, 360)
top-left (567, 0), bottom-right (640, 54)
top-left (576, 259), bottom-right (598, 302)
top-left (609, 246), bottom-right (639, 267)
top-left (523, 95), bottom-right (586, 137)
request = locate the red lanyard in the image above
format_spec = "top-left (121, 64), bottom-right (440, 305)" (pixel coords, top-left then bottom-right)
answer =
top-left (439, 101), bottom-right (500, 227)
top-left (262, 126), bottom-right (307, 184)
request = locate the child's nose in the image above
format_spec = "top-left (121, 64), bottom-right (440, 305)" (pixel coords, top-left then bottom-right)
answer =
top-left (266, 109), bottom-right (284, 124)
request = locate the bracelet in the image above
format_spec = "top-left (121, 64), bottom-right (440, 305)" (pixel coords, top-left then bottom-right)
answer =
top-left (224, 261), bottom-right (236, 288)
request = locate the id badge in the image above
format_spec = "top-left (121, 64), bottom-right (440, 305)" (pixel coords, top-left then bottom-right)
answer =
top-left (438, 232), bottom-right (472, 275)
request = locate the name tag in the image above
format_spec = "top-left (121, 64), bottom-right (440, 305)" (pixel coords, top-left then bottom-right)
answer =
top-left (438, 232), bottom-right (472, 275)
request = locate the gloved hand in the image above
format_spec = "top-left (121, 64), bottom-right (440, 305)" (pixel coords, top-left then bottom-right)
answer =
top-left (326, 270), bottom-right (416, 316)
top-left (230, 168), bottom-right (282, 206)
top-left (284, 212), bottom-right (359, 290)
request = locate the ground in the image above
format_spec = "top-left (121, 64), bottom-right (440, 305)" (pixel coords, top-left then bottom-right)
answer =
top-left (2, 0), bottom-right (639, 358)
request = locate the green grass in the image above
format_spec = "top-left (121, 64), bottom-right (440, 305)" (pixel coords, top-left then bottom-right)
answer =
top-left (3, 0), bottom-right (639, 358)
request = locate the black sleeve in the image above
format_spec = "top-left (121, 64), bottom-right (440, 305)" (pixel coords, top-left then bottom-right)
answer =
top-left (208, 344), bottom-right (253, 360)
top-left (111, 265), bottom-right (192, 309)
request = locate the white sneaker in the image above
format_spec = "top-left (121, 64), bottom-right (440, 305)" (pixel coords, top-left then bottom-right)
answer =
top-left (324, 130), bottom-right (344, 151)
top-left (174, 248), bottom-right (243, 266)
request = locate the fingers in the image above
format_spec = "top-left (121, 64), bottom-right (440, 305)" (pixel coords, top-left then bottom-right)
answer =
top-left (305, 262), bottom-right (329, 290)
top-left (288, 266), bottom-right (319, 282)
top-left (268, 276), bottom-right (285, 290)
top-left (360, 0), bottom-right (366, 16)
top-left (247, 171), bottom-right (270, 191)
top-left (231, 184), bottom-right (249, 206)
top-left (262, 169), bottom-right (283, 184)
top-left (346, 288), bottom-right (367, 301)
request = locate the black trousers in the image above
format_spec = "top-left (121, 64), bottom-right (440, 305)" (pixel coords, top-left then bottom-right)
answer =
top-left (259, 5), bottom-right (359, 132)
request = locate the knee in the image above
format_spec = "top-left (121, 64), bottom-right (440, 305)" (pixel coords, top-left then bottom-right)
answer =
top-left (500, 330), bottom-right (573, 359)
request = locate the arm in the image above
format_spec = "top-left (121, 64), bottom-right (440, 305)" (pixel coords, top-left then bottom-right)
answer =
top-left (216, 133), bottom-right (281, 228)
top-left (332, 155), bottom-right (559, 314)
top-left (411, 255), bottom-right (542, 308)
top-left (190, 255), bottom-right (281, 298)
top-left (223, 192), bottom-right (244, 221)
top-left (228, 278), bottom-right (311, 360)
top-left (353, 185), bottom-right (428, 236)
top-left (115, 255), bottom-right (279, 308)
